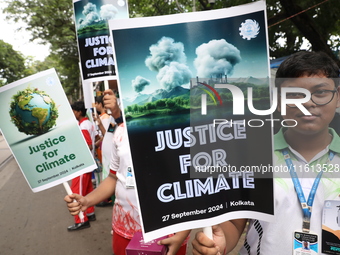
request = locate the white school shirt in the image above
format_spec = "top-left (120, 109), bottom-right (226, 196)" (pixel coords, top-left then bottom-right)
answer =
top-left (109, 123), bottom-right (141, 239)
top-left (240, 128), bottom-right (340, 255)
top-left (100, 113), bottom-right (115, 179)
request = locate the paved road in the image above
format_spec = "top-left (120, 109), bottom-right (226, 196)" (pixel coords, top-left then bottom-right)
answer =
top-left (0, 134), bottom-right (243, 255)
top-left (0, 134), bottom-right (113, 255)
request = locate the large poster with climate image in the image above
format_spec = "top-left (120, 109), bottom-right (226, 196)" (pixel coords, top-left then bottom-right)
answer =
top-left (109, 1), bottom-right (274, 241)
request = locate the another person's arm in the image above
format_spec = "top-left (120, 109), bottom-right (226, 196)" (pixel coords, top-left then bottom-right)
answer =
top-left (64, 172), bottom-right (117, 215)
top-left (103, 89), bottom-right (121, 120)
top-left (94, 113), bottom-right (106, 138)
top-left (192, 219), bottom-right (247, 255)
top-left (159, 230), bottom-right (191, 255)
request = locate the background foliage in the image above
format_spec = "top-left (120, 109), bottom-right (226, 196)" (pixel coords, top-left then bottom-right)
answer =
top-left (2, 0), bottom-right (340, 98)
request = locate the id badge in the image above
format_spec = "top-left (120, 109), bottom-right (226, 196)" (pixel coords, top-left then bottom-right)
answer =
top-left (125, 167), bottom-right (135, 188)
top-left (107, 123), bottom-right (115, 133)
top-left (293, 231), bottom-right (318, 254)
top-left (322, 200), bottom-right (340, 254)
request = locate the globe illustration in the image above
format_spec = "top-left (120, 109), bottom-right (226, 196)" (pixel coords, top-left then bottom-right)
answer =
top-left (9, 87), bottom-right (59, 135)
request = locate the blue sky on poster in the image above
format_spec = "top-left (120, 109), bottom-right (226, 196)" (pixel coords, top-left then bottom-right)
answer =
top-left (111, 9), bottom-right (270, 98)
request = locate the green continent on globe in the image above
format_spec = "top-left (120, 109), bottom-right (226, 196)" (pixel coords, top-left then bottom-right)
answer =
top-left (17, 95), bottom-right (33, 110)
top-left (9, 87), bottom-right (59, 135)
top-left (32, 107), bottom-right (49, 128)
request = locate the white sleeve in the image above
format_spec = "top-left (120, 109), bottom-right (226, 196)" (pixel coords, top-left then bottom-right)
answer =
top-left (109, 137), bottom-right (119, 172)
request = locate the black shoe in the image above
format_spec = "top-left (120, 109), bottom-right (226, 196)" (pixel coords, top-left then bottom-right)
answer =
top-left (87, 214), bottom-right (96, 221)
top-left (67, 221), bottom-right (90, 231)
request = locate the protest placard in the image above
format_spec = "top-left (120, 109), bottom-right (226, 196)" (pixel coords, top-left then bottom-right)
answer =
top-left (0, 69), bottom-right (97, 193)
top-left (73, 0), bottom-right (129, 82)
top-left (109, 0), bottom-right (274, 241)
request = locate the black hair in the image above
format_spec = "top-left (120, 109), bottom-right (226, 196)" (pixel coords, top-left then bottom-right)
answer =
top-left (275, 51), bottom-right (340, 88)
top-left (71, 101), bottom-right (86, 117)
top-left (95, 95), bottom-right (104, 105)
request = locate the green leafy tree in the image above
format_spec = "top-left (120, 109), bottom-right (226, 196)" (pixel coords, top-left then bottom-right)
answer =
top-left (4, 0), bottom-right (339, 96)
top-left (126, 105), bottom-right (133, 113)
top-left (267, 0), bottom-right (340, 66)
top-left (4, 0), bottom-right (80, 97)
top-left (128, 0), bottom-right (217, 17)
top-left (145, 102), bottom-right (153, 111)
top-left (23, 55), bottom-right (56, 77)
top-left (133, 104), bottom-right (139, 113)
top-left (156, 99), bottom-right (166, 108)
top-left (165, 98), bottom-right (176, 108)
top-left (128, 0), bottom-right (340, 65)
top-left (0, 39), bottom-right (26, 86)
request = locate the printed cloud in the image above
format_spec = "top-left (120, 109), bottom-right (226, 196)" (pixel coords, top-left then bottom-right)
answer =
top-left (145, 37), bottom-right (187, 72)
top-left (145, 37), bottom-right (192, 91)
top-left (194, 39), bottom-right (241, 78)
top-left (100, 4), bottom-right (119, 20)
top-left (78, 3), bottom-right (119, 29)
top-left (82, 2), bottom-right (97, 16)
top-left (157, 62), bottom-right (192, 91)
top-left (132, 76), bottom-right (151, 93)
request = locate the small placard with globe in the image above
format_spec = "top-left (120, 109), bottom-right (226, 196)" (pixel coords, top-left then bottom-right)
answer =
top-left (9, 87), bottom-right (59, 135)
top-left (0, 69), bottom-right (97, 193)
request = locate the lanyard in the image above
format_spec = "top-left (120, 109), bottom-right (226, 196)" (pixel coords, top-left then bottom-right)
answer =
top-left (282, 149), bottom-right (335, 233)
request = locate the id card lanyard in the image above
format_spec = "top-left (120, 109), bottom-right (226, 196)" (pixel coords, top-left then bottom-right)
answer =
top-left (282, 149), bottom-right (335, 233)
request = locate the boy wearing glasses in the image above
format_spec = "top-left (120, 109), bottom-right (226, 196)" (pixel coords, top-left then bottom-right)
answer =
top-left (192, 51), bottom-right (340, 255)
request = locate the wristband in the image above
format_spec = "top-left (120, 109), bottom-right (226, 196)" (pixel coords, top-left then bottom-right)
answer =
top-left (114, 114), bottom-right (123, 125)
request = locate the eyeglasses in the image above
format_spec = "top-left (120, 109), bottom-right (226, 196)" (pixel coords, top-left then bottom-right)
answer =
top-left (285, 89), bottom-right (338, 107)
